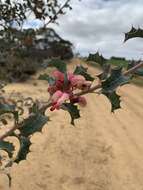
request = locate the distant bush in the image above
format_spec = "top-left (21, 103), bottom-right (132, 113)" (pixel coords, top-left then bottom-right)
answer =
top-left (110, 56), bottom-right (126, 61)
top-left (0, 55), bottom-right (40, 82)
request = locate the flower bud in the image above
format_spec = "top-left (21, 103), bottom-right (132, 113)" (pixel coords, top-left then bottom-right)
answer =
top-left (70, 75), bottom-right (85, 88)
top-left (52, 70), bottom-right (64, 81)
top-left (56, 93), bottom-right (69, 107)
top-left (51, 90), bottom-right (63, 103)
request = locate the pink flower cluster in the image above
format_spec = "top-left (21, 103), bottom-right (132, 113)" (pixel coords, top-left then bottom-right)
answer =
top-left (48, 70), bottom-right (92, 111)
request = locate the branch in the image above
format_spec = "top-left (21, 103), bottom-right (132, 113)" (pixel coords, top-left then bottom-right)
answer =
top-left (0, 61), bottom-right (143, 141)
top-left (44, 0), bottom-right (70, 27)
top-left (124, 61), bottom-right (143, 76)
top-left (75, 61), bottom-right (143, 97)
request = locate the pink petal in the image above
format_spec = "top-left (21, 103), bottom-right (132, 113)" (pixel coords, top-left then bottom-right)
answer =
top-left (51, 90), bottom-right (63, 103)
top-left (70, 75), bottom-right (85, 88)
top-left (67, 72), bottom-right (74, 81)
top-left (56, 93), bottom-right (69, 107)
top-left (52, 70), bottom-right (64, 81)
top-left (48, 85), bottom-right (58, 95)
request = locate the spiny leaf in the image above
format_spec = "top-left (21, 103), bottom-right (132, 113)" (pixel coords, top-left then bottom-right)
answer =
top-left (29, 102), bottom-right (39, 114)
top-left (0, 103), bottom-right (15, 114)
top-left (124, 27), bottom-right (143, 42)
top-left (103, 91), bottom-right (121, 112)
top-left (74, 65), bottom-right (94, 81)
top-left (15, 136), bottom-right (31, 163)
top-left (6, 173), bottom-right (12, 187)
top-left (97, 64), bottom-right (111, 81)
top-left (19, 114), bottom-right (48, 137)
top-left (87, 52), bottom-right (107, 67)
top-left (0, 103), bottom-right (18, 122)
top-left (102, 67), bottom-right (130, 93)
top-left (0, 141), bottom-right (14, 158)
top-left (47, 59), bottom-right (67, 73)
top-left (62, 103), bottom-right (80, 125)
top-left (38, 74), bottom-right (56, 85)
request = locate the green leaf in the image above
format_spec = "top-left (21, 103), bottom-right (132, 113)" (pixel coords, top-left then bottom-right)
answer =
top-left (103, 91), bottom-right (121, 112)
top-left (29, 102), bottom-right (39, 114)
top-left (15, 136), bottom-right (31, 163)
top-left (87, 52), bottom-right (107, 67)
top-left (97, 64), bottom-right (111, 81)
top-left (124, 27), bottom-right (143, 42)
top-left (0, 141), bottom-right (14, 158)
top-left (0, 103), bottom-right (18, 122)
top-left (0, 103), bottom-right (15, 114)
top-left (39, 74), bottom-right (56, 85)
top-left (20, 114), bottom-right (48, 137)
top-left (6, 173), bottom-right (12, 187)
top-left (74, 65), bottom-right (94, 81)
top-left (102, 67), bottom-right (129, 93)
top-left (62, 103), bottom-right (80, 125)
top-left (47, 59), bottom-right (67, 73)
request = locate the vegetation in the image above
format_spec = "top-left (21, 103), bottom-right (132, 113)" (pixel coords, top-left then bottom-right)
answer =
top-left (107, 57), bottom-right (129, 68)
top-left (0, 0), bottom-right (143, 188)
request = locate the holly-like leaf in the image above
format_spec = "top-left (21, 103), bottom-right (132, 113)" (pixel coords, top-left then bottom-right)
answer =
top-left (74, 65), bottom-right (94, 81)
top-left (103, 91), bottom-right (121, 112)
top-left (0, 141), bottom-right (14, 158)
top-left (39, 74), bottom-right (56, 85)
top-left (19, 114), bottom-right (48, 137)
top-left (97, 64), bottom-right (111, 81)
top-left (0, 103), bottom-right (18, 122)
top-left (124, 27), bottom-right (143, 42)
top-left (29, 102), bottom-right (39, 114)
top-left (15, 136), bottom-right (31, 163)
top-left (87, 52), bottom-right (107, 67)
top-left (6, 173), bottom-right (12, 187)
top-left (47, 59), bottom-right (67, 73)
top-left (62, 103), bottom-right (80, 125)
top-left (102, 67), bottom-right (130, 93)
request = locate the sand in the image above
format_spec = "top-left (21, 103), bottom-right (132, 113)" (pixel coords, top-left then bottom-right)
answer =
top-left (1, 59), bottom-right (143, 190)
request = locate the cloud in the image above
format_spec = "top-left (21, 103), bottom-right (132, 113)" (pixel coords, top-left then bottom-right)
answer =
top-left (50, 0), bottom-right (143, 59)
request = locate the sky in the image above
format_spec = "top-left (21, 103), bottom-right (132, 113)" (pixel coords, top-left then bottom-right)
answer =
top-left (25, 0), bottom-right (143, 59)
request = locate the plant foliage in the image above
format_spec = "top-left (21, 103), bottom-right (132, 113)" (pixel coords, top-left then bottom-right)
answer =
top-left (0, 2), bottom-right (142, 187)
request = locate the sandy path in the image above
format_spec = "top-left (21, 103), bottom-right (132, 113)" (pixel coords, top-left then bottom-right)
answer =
top-left (1, 59), bottom-right (143, 190)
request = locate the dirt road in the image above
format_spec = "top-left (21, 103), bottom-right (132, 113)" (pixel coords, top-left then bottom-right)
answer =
top-left (1, 59), bottom-right (143, 190)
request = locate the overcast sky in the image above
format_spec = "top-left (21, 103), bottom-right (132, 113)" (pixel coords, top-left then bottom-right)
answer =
top-left (50, 0), bottom-right (143, 59)
top-left (25, 0), bottom-right (143, 59)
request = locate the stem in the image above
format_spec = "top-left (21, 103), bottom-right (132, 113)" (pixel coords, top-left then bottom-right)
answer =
top-left (75, 61), bottom-right (143, 97)
top-left (123, 61), bottom-right (143, 76)
top-left (0, 61), bottom-right (143, 141)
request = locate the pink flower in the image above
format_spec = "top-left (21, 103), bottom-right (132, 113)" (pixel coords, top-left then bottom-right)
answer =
top-left (51, 90), bottom-right (63, 103)
top-left (50, 92), bottom-right (69, 111)
top-left (48, 85), bottom-right (58, 95)
top-left (70, 75), bottom-right (92, 90)
top-left (70, 75), bottom-right (85, 88)
top-left (67, 72), bottom-right (74, 81)
top-left (56, 93), bottom-right (69, 106)
top-left (48, 69), bottom-right (92, 111)
top-left (52, 70), bottom-right (64, 81)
